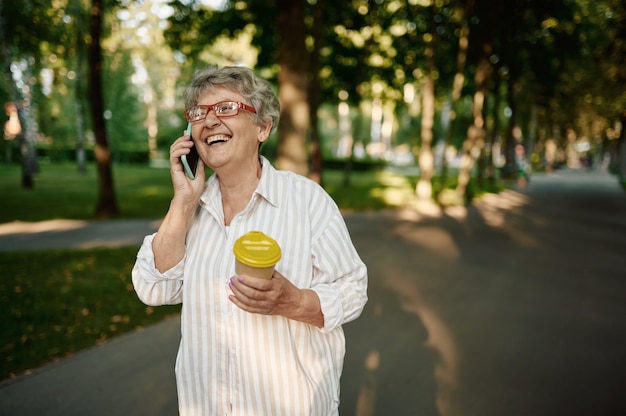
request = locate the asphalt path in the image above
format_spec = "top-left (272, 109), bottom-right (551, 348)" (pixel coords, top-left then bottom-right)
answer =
top-left (0, 219), bottom-right (162, 252)
top-left (1, 167), bottom-right (625, 416)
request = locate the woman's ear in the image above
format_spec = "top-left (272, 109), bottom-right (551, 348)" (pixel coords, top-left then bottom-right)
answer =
top-left (257, 122), bottom-right (272, 143)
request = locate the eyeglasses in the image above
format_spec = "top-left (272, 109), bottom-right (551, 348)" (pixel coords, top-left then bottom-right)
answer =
top-left (185, 101), bottom-right (257, 123)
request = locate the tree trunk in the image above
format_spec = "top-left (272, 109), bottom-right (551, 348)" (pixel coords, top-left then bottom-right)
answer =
top-left (415, 9), bottom-right (436, 201)
top-left (308, 0), bottom-right (324, 185)
top-left (74, 0), bottom-right (86, 174)
top-left (146, 83), bottom-right (159, 160)
top-left (89, 0), bottom-right (119, 217)
top-left (0, 0), bottom-right (37, 189)
top-left (16, 98), bottom-right (38, 189)
top-left (455, 58), bottom-right (490, 202)
top-left (455, 0), bottom-right (495, 203)
top-left (618, 111), bottom-right (626, 180)
top-left (439, 0), bottom-right (474, 195)
top-left (487, 71), bottom-right (501, 185)
top-left (501, 75), bottom-right (519, 178)
top-left (475, 95), bottom-right (489, 188)
top-left (416, 75), bottom-right (435, 200)
top-left (75, 68), bottom-right (86, 174)
top-left (275, 0), bottom-right (309, 176)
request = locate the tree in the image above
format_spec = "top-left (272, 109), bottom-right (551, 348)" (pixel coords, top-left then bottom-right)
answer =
top-left (556, 0), bottom-right (626, 174)
top-left (308, 0), bottom-right (325, 184)
top-left (165, 0), bottom-right (311, 176)
top-left (438, 0), bottom-right (474, 196)
top-left (415, 5), bottom-right (437, 202)
top-left (0, 0), bottom-right (40, 189)
top-left (89, 0), bottom-right (119, 217)
top-left (275, 0), bottom-right (309, 175)
top-left (72, 0), bottom-right (88, 174)
top-left (455, 0), bottom-right (495, 201)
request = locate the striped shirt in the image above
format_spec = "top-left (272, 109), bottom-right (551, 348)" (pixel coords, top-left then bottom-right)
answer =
top-left (132, 157), bottom-right (368, 415)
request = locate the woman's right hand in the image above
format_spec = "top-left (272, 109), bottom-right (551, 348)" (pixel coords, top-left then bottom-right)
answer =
top-left (152, 132), bottom-right (207, 272)
top-left (169, 132), bottom-right (206, 206)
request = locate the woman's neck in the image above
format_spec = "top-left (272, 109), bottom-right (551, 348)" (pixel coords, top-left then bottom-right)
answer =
top-left (217, 158), bottom-right (263, 225)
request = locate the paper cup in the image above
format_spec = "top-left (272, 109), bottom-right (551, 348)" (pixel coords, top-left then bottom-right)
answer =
top-left (233, 231), bottom-right (281, 279)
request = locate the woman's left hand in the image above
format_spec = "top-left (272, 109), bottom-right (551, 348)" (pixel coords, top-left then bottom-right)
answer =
top-left (228, 271), bottom-right (324, 328)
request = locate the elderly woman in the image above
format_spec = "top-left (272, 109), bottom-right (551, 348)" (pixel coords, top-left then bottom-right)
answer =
top-left (132, 66), bottom-right (368, 415)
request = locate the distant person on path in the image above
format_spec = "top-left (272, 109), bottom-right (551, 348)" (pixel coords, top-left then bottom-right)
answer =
top-left (132, 66), bottom-right (368, 415)
top-left (515, 143), bottom-right (530, 187)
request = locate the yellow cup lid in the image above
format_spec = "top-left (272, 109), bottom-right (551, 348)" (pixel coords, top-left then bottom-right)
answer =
top-left (233, 231), bottom-right (282, 268)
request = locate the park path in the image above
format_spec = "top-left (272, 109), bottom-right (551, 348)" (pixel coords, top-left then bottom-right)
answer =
top-left (1, 167), bottom-right (625, 416)
top-left (0, 218), bottom-right (162, 252)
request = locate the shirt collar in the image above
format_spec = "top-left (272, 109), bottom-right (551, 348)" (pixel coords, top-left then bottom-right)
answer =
top-left (200, 155), bottom-right (280, 210)
top-left (255, 156), bottom-right (279, 208)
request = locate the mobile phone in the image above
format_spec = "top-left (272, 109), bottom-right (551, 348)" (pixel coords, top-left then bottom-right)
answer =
top-left (181, 122), bottom-right (199, 180)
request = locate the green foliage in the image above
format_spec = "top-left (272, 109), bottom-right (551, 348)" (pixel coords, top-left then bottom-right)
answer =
top-left (564, 0), bottom-right (626, 115)
top-left (0, 247), bottom-right (181, 380)
top-left (103, 49), bottom-right (147, 151)
top-left (165, 0), bottom-right (275, 68)
top-left (1, 0), bottom-right (64, 58)
top-left (2, 0), bottom-right (623, 170)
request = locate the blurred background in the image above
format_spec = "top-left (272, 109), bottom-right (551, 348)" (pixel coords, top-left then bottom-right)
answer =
top-left (1, 0), bottom-right (625, 216)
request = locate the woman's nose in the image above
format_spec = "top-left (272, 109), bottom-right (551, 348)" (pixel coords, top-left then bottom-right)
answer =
top-left (204, 110), bottom-right (221, 128)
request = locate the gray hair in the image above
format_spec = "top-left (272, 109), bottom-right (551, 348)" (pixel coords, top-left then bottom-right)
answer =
top-left (184, 66), bottom-right (280, 133)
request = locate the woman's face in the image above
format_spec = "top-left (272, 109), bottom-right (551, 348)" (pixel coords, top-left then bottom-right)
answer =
top-left (190, 86), bottom-right (271, 172)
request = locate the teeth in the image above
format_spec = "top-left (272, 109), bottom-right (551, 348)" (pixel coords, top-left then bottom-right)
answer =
top-left (207, 135), bottom-right (230, 144)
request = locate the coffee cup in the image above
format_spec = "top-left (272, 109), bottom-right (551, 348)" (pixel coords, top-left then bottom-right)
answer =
top-left (233, 231), bottom-right (281, 279)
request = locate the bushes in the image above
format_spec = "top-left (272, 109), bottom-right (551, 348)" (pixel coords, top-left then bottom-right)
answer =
top-left (321, 158), bottom-right (387, 171)
top-left (35, 147), bottom-right (150, 164)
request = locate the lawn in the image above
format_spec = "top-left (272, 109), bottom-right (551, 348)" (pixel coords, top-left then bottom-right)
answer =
top-left (0, 247), bottom-right (181, 380)
top-left (0, 162), bottom-right (421, 222)
top-left (0, 163), bottom-right (175, 222)
top-left (0, 161), bottom-right (421, 380)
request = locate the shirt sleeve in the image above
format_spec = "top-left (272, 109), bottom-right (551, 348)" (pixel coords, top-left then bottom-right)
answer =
top-left (132, 233), bottom-right (185, 306)
top-left (310, 212), bottom-right (368, 333)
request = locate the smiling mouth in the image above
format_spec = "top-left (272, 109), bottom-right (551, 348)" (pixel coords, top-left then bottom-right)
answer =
top-left (207, 135), bottom-right (231, 145)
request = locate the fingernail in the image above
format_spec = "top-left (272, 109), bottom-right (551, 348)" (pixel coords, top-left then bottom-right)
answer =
top-left (237, 276), bottom-right (244, 283)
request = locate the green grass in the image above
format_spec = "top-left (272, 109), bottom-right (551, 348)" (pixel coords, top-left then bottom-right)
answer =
top-left (323, 168), bottom-right (420, 210)
top-left (0, 163), bottom-right (175, 222)
top-left (0, 247), bottom-right (181, 380)
top-left (0, 162), bottom-right (423, 222)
